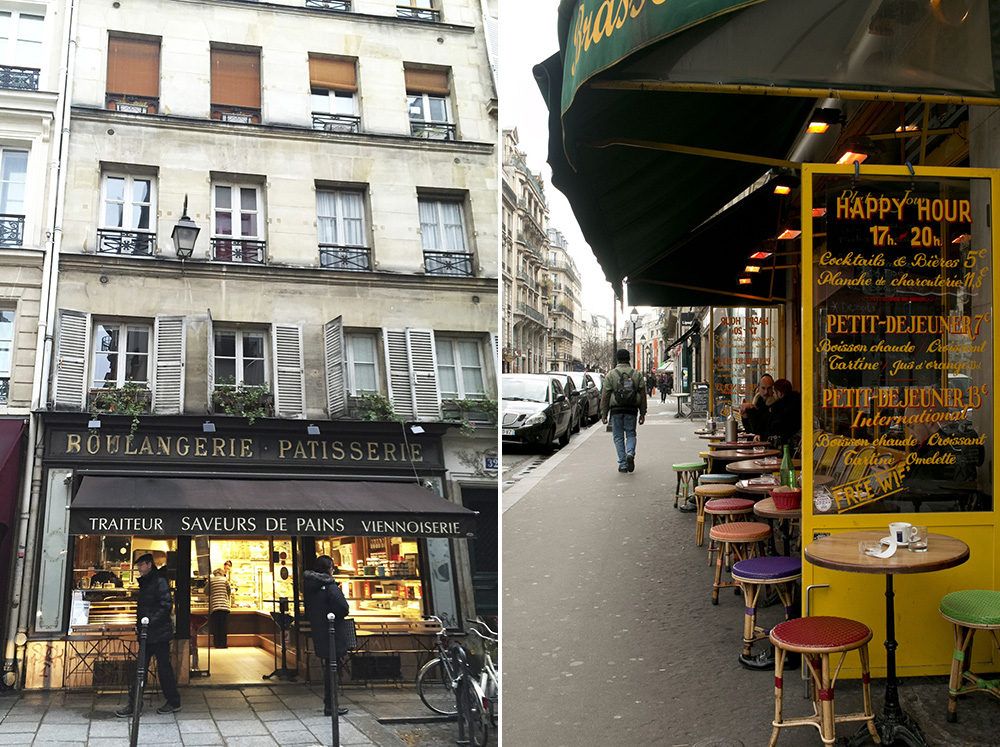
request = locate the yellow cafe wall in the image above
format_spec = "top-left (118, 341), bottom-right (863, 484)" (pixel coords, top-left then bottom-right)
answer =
top-left (802, 164), bottom-right (999, 678)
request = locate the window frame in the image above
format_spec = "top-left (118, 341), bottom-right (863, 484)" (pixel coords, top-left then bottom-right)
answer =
top-left (0, 10), bottom-right (43, 69)
top-left (0, 307), bottom-right (13, 403)
top-left (90, 320), bottom-right (152, 390)
top-left (344, 332), bottom-right (380, 396)
top-left (99, 172), bottom-right (156, 231)
top-left (418, 196), bottom-right (468, 253)
top-left (212, 327), bottom-right (270, 389)
top-left (211, 182), bottom-right (263, 240)
top-left (0, 147), bottom-right (28, 215)
top-left (316, 187), bottom-right (367, 247)
top-left (435, 337), bottom-right (487, 401)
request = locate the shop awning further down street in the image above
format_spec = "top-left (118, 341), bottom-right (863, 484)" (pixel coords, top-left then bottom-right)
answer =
top-left (69, 477), bottom-right (478, 538)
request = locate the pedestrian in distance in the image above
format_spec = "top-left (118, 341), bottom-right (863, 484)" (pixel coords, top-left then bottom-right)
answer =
top-left (116, 553), bottom-right (181, 717)
top-left (739, 374), bottom-right (775, 436)
top-left (304, 555), bottom-right (351, 717)
top-left (659, 373), bottom-right (668, 403)
top-left (208, 566), bottom-right (232, 648)
top-left (600, 349), bottom-right (647, 473)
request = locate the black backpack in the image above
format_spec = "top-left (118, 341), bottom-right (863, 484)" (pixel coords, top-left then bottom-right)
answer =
top-left (614, 369), bottom-right (639, 407)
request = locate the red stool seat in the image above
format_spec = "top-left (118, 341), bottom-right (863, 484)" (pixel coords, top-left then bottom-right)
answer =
top-left (771, 616), bottom-right (872, 652)
top-left (709, 521), bottom-right (771, 542)
top-left (705, 498), bottom-right (755, 513)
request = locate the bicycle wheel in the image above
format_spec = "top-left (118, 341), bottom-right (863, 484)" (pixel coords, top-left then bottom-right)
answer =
top-left (483, 671), bottom-right (498, 728)
top-left (416, 658), bottom-right (457, 716)
top-left (461, 674), bottom-right (489, 747)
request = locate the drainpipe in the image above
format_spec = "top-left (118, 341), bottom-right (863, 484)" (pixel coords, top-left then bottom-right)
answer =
top-left (3, 0), bottom-right (77, 687)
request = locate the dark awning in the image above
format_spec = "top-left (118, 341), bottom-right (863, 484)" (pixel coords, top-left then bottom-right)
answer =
top-left (538, 0), bottom-right (1000, 299)
top-left (70, 477), bottom-right (478, 538)
top-left (664, 320), bottom-right (701, 353)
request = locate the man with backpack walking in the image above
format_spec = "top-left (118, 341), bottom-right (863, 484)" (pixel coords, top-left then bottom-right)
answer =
top-left (600, 349), bottom-right (647, 473)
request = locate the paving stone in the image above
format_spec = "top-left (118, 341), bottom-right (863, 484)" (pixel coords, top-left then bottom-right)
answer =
top-left (34, 723), bottom-right (89, 742)
top-left (222, 735), bottom-right (278, 746)
top-left (217, 718), bottom-right (270, 737)
top-left (177, 717), bottom-right (219, 734)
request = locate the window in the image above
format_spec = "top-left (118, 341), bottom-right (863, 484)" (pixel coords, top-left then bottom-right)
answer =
top-left (436, 338), bottom-right (486, 400)
top-left (214, 329), bottom-right (267, 388)
top-left (0, 11), bottom-right (42, 90)
top-left (98, 173), bottom-right (155, 255)
top-left (405, 67), bottom-right (453, 139)
top-left (210, 47), bottom-right (261, 123)
top-left (309, 56), bottom-right (359, 132)
top-left (317, 189), bottom-right (369, 270)
top-left (397, 0), bottom-right (439, 22)
top-left (0, 309), bottom-right (12, 403)
top-left (0, 149), bottom-right (27, 247)
top-left (212, 182), bottom-right (264, 263)
top-left (346, 334), bottom-right (378, 395)
top-left (92, 321), bottom-right (151, 389)
top-left (419, 197), bottom-right (472, 276)
top-left (106, 35), bottom-right (159, 112)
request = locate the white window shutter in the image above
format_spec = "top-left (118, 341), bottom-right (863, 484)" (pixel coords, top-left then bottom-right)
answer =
top-left (406, 328), bottom-right (441, 420)
top-left (152, 316), bottom-right (185, 414)
top-left (53, 309), bottom-right (91, 410)
top-left (206, 312), bottom-right (215, 407)
top-left (324, 317), bottom-right (347, 418)
top-left (383, 328), bottom-right (414, 420)
top-left (272, 323), bottom-right (305, 418)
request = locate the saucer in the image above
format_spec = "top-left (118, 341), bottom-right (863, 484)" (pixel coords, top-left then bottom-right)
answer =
top-left (880, 536), bottom-right (909, 547)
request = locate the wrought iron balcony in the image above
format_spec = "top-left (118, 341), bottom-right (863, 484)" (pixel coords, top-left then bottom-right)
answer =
top-left (396, 6), bottom-right (440, 21)
top-left (409, 120), bottom-right (456, 140)
top-left (97, 229), bottom-right (156, 256)
top-left (306, 0), bottom-right (351, 9)
top-left (0, 66), bottom-right (40, 91)
top-left (424, 251), bottom-right (473, 277)
top-left (211, 105), bottom-right (261, 124)
top-left (0, 378), bottom-right (8, 403)
top-left (319, 244), bottom-right (371, 271)
top-left (211, 238), bottom-right (265, 264)
top-left (312, 113), bottom-right (361, 133)
top-left (105, 93), bottom-right (159, 114)
top-left (0, 215), bottom-right (25, 247)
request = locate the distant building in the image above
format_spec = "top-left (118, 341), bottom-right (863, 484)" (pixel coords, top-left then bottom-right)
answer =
top-left (545, 229), bottom-right (582, 371)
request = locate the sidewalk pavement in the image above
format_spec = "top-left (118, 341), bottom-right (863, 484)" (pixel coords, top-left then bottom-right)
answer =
top-left (0, 682), bottom-right (457, 747)
top-left (503, 395), bottom-right (1000, 746)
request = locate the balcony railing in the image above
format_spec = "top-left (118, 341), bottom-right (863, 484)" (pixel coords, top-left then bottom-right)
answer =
top-left (410, 120), bottom-right (456, 140)
top-left (312, 113), bottom-right (361, 133)
top-left (211, 105), bottom-right (261, 124)
top-left (306, 0), bottom-right (351, 10)
top-left (0, 215), bottom-right (25, 247)
top-left (0, 65), bottom-right (40, 91)
top-left (319, 244), bottom-right (371, 272)
top-left (424, 251), bottom-right (473, 277)
top-left (97, 229), bottom-right (156, 256)
top-left (212, 238), bottom-right (265, 264)
top-left (397, 6), bottom-right (440, 21)
top-left (515, 302), bottom-right (546, 324)
top-left (106, 93), bottom-right (159, 114)
top-left (550, 328), bottom-right (574, 342)
top-left (0, 378), bottom-right (8, 403)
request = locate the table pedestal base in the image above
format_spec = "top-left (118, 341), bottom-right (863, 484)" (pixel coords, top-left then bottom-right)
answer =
top-left (844, 707), bottom-right (930, 746)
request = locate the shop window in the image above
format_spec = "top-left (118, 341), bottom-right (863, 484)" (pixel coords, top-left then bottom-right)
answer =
top-left (314, 536), bottom-right (425, 619)
top-left (0, 309), bottom-right (12, 403)
top-left (106, 34), bottom-right (160, 113)
top-left (309, 56), bottom-right (359, 133)
top-left (98, 172), bottom-right (156, 255)
top-left (435, 337), bottom-right (486, 400)
top-left (92, 321), bottom-right (151, 389)
top-left (0, 148), bottom-right (27, 247)
top-left (210, 46), bottom-right (261, 124)
top-left (211, 182), bottom-right (265, 263)
top-left (317, 188), bottom-right (369, 271)
top-left (0, 10), bottom-right (42, 91)
top-left (418, 197), bottom-right (471, 276)
top-left (346, 333), bottom-right (379, 395)
top-left (404, 67), bottom-right (453, 139)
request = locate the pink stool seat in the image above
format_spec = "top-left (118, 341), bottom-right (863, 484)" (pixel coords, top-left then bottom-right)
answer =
top-left (709, 521), bottom-right (771, 542)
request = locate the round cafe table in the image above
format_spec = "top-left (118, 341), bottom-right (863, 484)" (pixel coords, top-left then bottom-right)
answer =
top-left (711, 449), bottom-right (780, 475)
top-left (669, 392), bottom-right (690, 419)
top-left (805, 530), bottom-right (970, 746)
top-left (724, 456), bottom-right (793, 475)
top-left (753, 496), bottom-right (800, 556)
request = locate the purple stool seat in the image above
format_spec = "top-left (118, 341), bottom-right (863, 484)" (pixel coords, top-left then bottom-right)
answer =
top-left (732, 556), bottom-right (802, 582)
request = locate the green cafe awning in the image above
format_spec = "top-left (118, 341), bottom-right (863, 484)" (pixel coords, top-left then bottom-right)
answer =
top-left (538, 0), bottom-right (1000, 300)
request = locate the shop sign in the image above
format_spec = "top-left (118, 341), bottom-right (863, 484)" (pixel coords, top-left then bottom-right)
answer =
top-left (484, 455), bottom-right (498, 471)
top-left (810, 170), bottom-right (993, 514)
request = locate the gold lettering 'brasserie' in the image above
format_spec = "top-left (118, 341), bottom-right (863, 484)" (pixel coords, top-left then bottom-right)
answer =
top-left (64, 433), bottom-right (423, 463)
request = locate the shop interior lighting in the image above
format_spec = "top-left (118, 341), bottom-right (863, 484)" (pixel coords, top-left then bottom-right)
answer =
top-left (306, 424), bottom-right (321, 435)
top-left (743, 264), bottom-right (761, 273)
top-left (202, 421), bottom-right (216, 433)
top-left (749, 250), bottom-right (772, 260)
top-left (807, 107), bottom-right (844, 134)
top-left (777, 228), bottom-right (802, 240)
top-left (836, 136), bottom-right (878, 166)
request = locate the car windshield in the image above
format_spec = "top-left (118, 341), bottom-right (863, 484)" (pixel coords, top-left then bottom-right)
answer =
top-left (503, 378), bottom-right (549, 402)
top-left (567, 373), bottom-right (585, 388)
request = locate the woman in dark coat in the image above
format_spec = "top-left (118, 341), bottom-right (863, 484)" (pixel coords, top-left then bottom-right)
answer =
top-left (304, 555), bottom-right (351, 716)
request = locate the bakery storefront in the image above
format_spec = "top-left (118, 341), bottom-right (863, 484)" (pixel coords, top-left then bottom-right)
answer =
top-left (23, 414), bottom-right (477, 690)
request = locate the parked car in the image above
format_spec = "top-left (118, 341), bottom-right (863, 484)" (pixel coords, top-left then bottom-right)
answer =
top-left (501, 374), bottom-right (574, 454)
top-left (546, 372), bottom-right (585, 433)
top-left (567, 372), bottom-right (601, 425)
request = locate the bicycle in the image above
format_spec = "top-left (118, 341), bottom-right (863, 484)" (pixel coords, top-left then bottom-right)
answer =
top-left (465, 618), bottom-right (498, 728)
top-left (415, 616), bottom-right (461, 716)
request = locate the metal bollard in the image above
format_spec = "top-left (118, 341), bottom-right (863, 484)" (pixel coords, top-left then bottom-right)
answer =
top-left (327, 613), bottom-right (339, 747)
top-left (453, 646), bottom-right (469, 745)
top-left (129, 617), bottom-right (149, 747)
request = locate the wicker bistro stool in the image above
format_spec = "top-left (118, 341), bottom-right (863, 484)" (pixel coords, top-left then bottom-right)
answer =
top-left (704, 497), bottom-right (756, 567)
top-left (693, 484), bottom-right (739, 547)
top-left (767, 616), bottom-right (879, 747)
top-left (731, 557), bottom-right (802, 660)
top-left (939, 589), bottom-right (1000, 722)
top-left (698, 473), bottom-right (740, 486)
top-left (708, 521), bottom-right (770, 604)
top-left (672, 462), bottom-right (707, 508)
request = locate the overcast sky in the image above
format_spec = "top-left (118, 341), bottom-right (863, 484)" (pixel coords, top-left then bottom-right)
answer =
top-left (498, 1), bottom-right (619, 321)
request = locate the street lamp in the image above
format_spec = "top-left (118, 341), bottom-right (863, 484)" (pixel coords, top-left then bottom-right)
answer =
top-left (629, 307), bottom-right (639, 366)
top-left (171, 195), bottom-right (201, 259)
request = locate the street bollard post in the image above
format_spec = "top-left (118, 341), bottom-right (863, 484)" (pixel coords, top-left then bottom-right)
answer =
top-left (453, 645), bottom-right (469, 745)
top-left (128, 617), bottom-right (149, 747)
top-left (327, 612), bottom-right (339, 747)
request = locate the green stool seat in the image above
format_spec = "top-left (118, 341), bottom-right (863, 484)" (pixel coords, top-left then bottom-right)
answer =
top-left (941, 590), bottom-right (1000, 626)
top-left (940, 590), bottom-right (1000, 722)
top-left (699, 473), bottom-right (739, 485)
top-left (671, 462), bottom-right (707, 508)
top-left (673, 462), bottom-right (707, 471)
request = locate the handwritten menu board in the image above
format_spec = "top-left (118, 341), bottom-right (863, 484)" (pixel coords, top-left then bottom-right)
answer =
top-left (812, 176), bottom-right (992, 514)
top-left (711, 307), bottom-right (780, 418)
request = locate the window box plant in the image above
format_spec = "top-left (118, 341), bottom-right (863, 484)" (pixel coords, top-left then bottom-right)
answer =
top-left (88, 383), bottom-right (152, 440)
top-left (211, 381), bottom-right (274, 424)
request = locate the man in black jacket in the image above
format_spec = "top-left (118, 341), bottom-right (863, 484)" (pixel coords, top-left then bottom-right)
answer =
top-left (304, 555), bottom-right (351, 717)
top-left (117, 553), bottom-right (181, 717)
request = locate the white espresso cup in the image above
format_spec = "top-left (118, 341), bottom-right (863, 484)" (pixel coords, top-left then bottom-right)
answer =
top-left (889, 521), bottom-right (912, 544)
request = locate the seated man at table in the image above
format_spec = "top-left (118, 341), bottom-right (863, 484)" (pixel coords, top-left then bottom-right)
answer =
top-left (756, 378), bottom-right (801, 447)
top-left (739, 374), bottom-right (775, 436)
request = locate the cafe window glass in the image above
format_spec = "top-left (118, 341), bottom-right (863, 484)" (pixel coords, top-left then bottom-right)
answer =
top-left (811, 173), bottom-right (992, 514)
top-left (91, 321), bottom-right (151, 389)
top-left (711, 306), bottom-right (781, 419)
